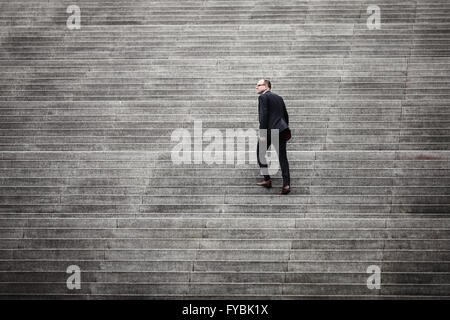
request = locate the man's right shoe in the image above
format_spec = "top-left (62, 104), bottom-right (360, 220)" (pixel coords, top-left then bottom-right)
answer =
top-left (256, 180), bottom-right (272, 188)
top-left (279, 186), bottom-right (291, 195)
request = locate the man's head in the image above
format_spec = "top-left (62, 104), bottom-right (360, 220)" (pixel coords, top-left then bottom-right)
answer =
top-left (256, 79), bottom-right (271, 94)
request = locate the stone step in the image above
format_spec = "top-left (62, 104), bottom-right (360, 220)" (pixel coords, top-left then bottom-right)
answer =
top-left (1, 282), bottom-right (449, 297)
top-left (2, 150), bottom-right (447, 159)
top-left (1, 178), bottom-right (448, 190)
top-left (0, 205), bottom-right (445, 217)
top-left (1, 138), bottom-right (448, 148)
top-left (3, 44), bottom-right (443, 51)
top-left (1, 249), bottom-right (450, 262)
top-left (4, 114), bottom-right (427, 123)
top-left (5, 144), bottom-right (449, 151)
top-left (2, 271), bottom-right (449, 289)
top-left (0, 186), bottom-right (449, 197)
top-left (1, 260), bottom-right (449, 274)
top-left (0, 130), bottom-right (447, 138)
top-left (1, 227), bottom-right (448, 239)
top-left (7, 37), bottom-right (441, 44)
top-left (0, 159), bottom-right (449, 169)
top-left (1, 217), bottom-right (450, 228)
top-left (2, 237), bottom-right (449, 250)
top-left (1, 167), bottom-right (449, 178)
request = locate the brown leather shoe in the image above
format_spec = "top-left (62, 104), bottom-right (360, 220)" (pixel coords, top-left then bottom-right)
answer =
top-left (279, 186), bottom-right (291, 195)
top-left (256, 180), bottom-right (272, 188)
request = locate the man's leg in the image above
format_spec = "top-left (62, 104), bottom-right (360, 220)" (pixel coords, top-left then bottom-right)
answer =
top-left (278, 130), bottom-right (290, 187)
top-left (257, 133), bottom-right (271, 181)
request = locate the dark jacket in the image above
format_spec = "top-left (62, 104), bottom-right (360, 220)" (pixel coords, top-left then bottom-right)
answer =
top-left (258, 90), bottom-right (289, 131)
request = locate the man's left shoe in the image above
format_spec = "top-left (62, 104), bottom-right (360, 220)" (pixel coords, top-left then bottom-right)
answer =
top-left (279, 186), bottom-right (291, 195)
top-left (256, 180), bottom-right (272, 188)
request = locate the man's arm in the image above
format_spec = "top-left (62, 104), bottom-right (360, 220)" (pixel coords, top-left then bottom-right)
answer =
top-left (258, 95), bottom-right (269, 129)
top-left (282, 99), bottom-right (289, 126)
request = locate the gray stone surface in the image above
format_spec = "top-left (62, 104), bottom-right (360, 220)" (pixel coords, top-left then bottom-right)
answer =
top-left (0, 0), bottom-right (449, 299)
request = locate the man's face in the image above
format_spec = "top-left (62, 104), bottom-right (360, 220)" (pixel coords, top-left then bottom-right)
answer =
top-left (256, 80), bottom-right (267, 94)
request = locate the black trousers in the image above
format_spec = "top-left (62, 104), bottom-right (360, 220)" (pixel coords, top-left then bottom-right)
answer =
top-left (257, 129), bottom-right (290, 187)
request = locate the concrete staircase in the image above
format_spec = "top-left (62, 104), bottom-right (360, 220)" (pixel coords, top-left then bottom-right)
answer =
top-left (0, 0), bottom-right (449, 299)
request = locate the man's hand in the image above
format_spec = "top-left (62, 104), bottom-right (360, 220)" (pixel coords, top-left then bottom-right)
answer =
top-left (259, 136), bottom-right (266, 142)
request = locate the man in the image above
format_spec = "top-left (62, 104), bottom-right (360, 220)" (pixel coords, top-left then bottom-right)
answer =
top-left (255, 79), bottom-right (291, 195)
